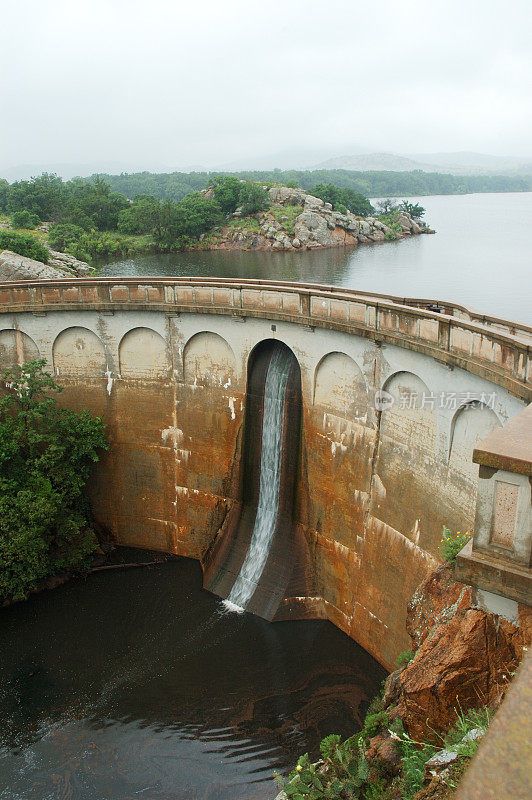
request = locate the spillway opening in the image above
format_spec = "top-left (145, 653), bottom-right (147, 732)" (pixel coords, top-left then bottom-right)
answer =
top-left (204, 339), bottom-right (304, 620)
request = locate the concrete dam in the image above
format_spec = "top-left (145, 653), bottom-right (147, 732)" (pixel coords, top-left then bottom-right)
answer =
top-left (0, 276), bottom-right (530, 670)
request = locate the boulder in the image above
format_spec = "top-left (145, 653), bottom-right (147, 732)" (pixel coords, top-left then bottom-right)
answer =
top-left (303, 193), bottom-right (324, 210)
top-left (47, 249), bottom-right (91, 275)
top-left (0, 250), bottom-right (66, 281)
top-left (394, 605), bottom-right (525, 742)
top-left (268, 186), bottom-right (305, 205)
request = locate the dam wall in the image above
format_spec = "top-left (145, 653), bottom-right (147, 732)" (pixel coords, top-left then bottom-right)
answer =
top-left (0, 278), bottom-right (530, 669)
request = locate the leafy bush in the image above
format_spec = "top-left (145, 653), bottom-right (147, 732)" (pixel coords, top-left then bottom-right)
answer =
top-left (117, 194), bottom-right (159, 235)
top-left (11, 210), bottom-right (41, 229)
top-left (0, 360), bottom-right (108, 602)
top-left (377, 211), bottom-right (403, 241)
top-left (275, 735), bottom-right (367, 799)
top-left (310, 183), bottom-right (374, 216)
top-left (440, 525), bottom-right (471, 564)
top-left (213, 175), bottom-right (243, 214)
top-left (48, 223), bottom-right (87, 252)
top-left (0, 230), bottom-right (49, 262)
top-left (237, 181), bottom-right (270, 215)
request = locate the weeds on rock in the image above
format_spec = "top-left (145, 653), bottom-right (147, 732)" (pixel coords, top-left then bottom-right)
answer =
top-left (440, 526), bottom-right (471, 564)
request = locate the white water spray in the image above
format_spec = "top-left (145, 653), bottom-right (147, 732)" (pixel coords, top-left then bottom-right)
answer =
top-left (224, 348), bottom-right (292, 612)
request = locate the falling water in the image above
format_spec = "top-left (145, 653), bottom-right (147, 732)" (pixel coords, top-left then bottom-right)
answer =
top-left (225, 347), bottom-right (293, 612)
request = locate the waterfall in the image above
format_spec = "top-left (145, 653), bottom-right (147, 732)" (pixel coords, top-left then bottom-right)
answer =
top-left (225, 347), bottom-right (293, 612)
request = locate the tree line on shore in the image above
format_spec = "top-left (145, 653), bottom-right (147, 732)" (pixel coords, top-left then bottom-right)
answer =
top-left (0, 173), bottom-right (382, 263)
top-left (2, 161), bottom-right (510, 265)
top-left (99, 167), bottom-right (530, 202)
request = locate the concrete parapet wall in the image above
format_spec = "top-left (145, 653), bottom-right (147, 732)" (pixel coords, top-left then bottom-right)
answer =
top-left (0, 278), bottom-right (529, 669)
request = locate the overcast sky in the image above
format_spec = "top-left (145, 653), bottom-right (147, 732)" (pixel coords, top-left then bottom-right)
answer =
top-left (1, 0), bottom-right (531, 173)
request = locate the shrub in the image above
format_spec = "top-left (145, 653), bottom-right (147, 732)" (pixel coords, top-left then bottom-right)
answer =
top-left (48, 223), bottom-right (86, 252)
top-left (0, 360), bottom-right (108, 602)
top-left (0, 230), bottom-right (49, 263)
top-left (238, 181), bottom-right (270, 215)
top-left (310, 183), bottom-right (374, 216)
top-left (440, 526), bottom-right (471, 564)
top-left (11, 210), bottom-right (41, 229)
top-left (213, 176), bottom-right (243, 214)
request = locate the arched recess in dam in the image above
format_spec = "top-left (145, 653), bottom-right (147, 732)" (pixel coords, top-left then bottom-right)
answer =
top-left (203, 339), bottom-right (308, 620)
top-left (0, 329), bottom-right (39, 371)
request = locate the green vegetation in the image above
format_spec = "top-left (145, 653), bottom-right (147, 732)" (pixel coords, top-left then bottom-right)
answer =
top-left (0, 230), bottom-right (49, 262)
top-left (0, 361), bottom-right (108, 603)
top-left (269, 204), bottom-right (303, 237)
top-left (399, 200), bottom-right (425, 219)
top-left (98, 168), bottom-right (531, 202)
top-left (276, 697), bottom-right (493, 800)
top-left (0, 173), bottom-right (275, 262)
top-left (227, 216), bottom-right (261, 233)
top-left (10, 209), bottom-right (41, 229)
top-left (396, 649), bottom-right (415, 667)
top-left (440, 526), bottom-right (472, 564)
top-left (237, 181), bottom-right (270, 214)
top-left (310, 183), bottom-right (374, 216)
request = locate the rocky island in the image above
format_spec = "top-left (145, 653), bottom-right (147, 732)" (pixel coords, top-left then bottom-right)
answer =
top-left (199, 184), bottom-right (433, 252)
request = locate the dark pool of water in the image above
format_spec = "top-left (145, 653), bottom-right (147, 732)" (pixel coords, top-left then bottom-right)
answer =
top-left (98, 192), bottom-right (532, 324)
top-left (0, 554), bottom-right (385, 800)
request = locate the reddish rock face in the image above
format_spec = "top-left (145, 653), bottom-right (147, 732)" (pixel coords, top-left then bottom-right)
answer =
top-left (389, 565), bottom-right (529, 742)
top-left (406, 564), bottom-right (473, 651)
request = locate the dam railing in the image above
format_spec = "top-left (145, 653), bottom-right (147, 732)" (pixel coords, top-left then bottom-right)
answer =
top-left (0, 277), bottom-right (530, 401)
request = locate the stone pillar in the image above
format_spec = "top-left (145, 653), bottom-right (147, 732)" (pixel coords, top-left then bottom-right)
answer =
top-left (455, 403), bottom-right (532, 606)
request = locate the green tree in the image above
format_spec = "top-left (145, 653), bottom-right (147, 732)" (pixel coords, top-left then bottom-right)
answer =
top-left (7, 173), bottom-right (65, 220)
top-left (310, 183), bottom-right (374, 216)
top-left (237, 181), bottom-right (269, 215)
top-left (0, 360), bottom-right (108, 601)
top-left (11, 210), bottom-right (41, 229)
top-left (400, 200), bottom-right (426, 219)
top-left (117, 194), bottom-right (160, 234)
top-left (151, 194), bottom-right (222, 249)
top-left (0, 231), bottom-right (49, 262)
top-left (213, 176), bottom-right (242, 214)
top-left (63, 176), bottom-right (129, 230)
top-left (0, 179), bottom-right (9, 212)
top-left (48, 223), bottom-right (86, 252)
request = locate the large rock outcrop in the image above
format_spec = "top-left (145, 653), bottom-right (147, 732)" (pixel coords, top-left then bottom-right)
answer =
top-left (0, 249), bottom-right (91, 282)
top-left (201, 185), bottom-right (432, 252)
top-left (384, 565), bottom-right (530, 742)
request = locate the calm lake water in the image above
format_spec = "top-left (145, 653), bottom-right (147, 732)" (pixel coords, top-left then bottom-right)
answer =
top-left (0, 554), bottom-right (384, 800)
top-left (100, 192), bottom-right (532, 325)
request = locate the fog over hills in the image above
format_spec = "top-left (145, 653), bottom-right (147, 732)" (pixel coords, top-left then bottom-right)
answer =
top-left (312, 151), bottom-right (532, 175)
top-left (2, 150), bottom-right (531, 183)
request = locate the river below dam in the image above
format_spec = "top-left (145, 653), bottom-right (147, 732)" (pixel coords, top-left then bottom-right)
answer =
top-left (0, 553), bottom-right (385, 800)
top-left (99, 191), bottom-right (532, 325)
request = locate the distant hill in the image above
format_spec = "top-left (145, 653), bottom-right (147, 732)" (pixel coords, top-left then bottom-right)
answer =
top-left (313, 151), bottom-right (532, 176)
top-left (314, 153), bottom-right (431, 172)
